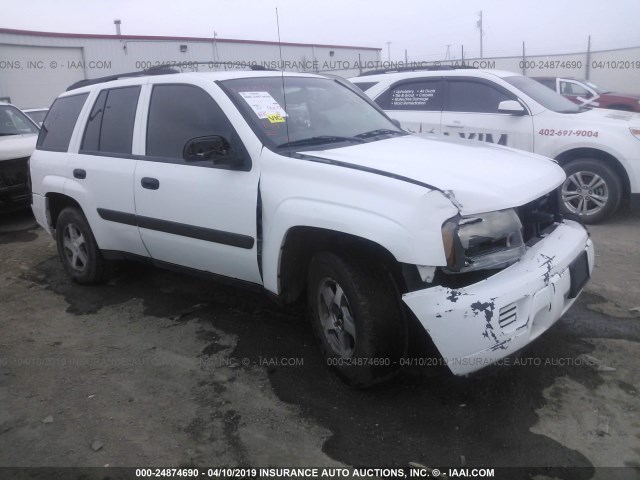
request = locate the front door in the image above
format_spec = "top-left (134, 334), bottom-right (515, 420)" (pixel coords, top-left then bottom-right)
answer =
top-left (440, 77), bottom-right (534, 152)
top-left (134, 82), bottom-right (262, 284)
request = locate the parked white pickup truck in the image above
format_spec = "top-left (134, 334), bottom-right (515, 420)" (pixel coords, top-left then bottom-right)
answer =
top-left (30, 68), bottom-right (593, 386)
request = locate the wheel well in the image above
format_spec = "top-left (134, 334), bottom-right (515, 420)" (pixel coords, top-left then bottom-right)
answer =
top-left (278, 227), bottom-right (406, 304)
top-left (46, 193), bottom-right (82, 230)
top-left (555, 148), bottom-right (630, 199)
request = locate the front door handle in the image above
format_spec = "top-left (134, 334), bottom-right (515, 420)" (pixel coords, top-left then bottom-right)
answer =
top-left (141, 177), bottom-right (160, 190)
top-left (73, 169), bottom-right (86, 179)
top-left (444, 121), bottom-right (465, 128)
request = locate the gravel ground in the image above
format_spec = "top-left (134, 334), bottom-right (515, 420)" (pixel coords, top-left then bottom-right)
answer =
top-left (0, 207), bottom-right (638, 480)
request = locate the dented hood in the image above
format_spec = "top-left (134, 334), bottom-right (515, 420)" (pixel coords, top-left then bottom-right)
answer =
top-left (0, 134), bottom-right (38, 161)
top-left (303, 134), bottom-right (565, 215)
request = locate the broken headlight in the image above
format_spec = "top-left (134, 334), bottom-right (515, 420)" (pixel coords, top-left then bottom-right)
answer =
top-left (441, 209), bottom-right (526, 273)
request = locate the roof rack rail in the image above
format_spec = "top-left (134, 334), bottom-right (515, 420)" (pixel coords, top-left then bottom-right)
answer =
top-left (66, 62), bottom-right (278, 91)
top-left (358, 64), bottom-right (477, 77)
top-left (66, 66), bottom-right (179, 91)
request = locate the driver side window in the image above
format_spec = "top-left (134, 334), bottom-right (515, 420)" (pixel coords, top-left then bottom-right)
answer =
top-left (146, 84), bottom-right (236, 161)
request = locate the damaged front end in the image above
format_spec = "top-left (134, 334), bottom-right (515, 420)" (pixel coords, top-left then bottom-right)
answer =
top-left (403, 193), bottom-right (593, 376)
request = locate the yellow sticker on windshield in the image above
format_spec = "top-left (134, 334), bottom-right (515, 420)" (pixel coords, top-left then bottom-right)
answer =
top-left (266, 113), bottom-right (286, 123)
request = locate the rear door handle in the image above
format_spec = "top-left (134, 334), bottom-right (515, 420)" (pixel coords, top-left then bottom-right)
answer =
top-left (73, 169), bottom-right (86, 179)
top-left (141, 177), bottom-right (160, 190)
top-left (444, 121), bottom-right (465, 128)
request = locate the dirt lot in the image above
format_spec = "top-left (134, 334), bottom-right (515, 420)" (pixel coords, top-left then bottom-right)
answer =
top-left (0, 207), bottom-right (639, 479)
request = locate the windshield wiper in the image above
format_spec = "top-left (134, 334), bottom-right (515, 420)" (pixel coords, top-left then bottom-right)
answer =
top-left (277, 135), bottom-right (365, 149)
top-left (355, 128), bottom-right (405, 139)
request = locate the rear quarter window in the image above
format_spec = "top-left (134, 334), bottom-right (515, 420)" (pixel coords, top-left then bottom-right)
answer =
top-left (37, 93), bottom-right (88, 152)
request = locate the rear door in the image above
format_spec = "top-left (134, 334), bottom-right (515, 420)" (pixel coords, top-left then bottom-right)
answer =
top-left (133, 82), bottom-right (262, 284)
top-left (69, 85), bottom-right (148, 256)
top-left (374, 78), bottom-right (443, 135)
top-left (441, 77), bottom-right (534, 151)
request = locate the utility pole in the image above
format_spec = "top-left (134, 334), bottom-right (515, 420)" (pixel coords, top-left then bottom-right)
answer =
top-left (476, 11), bottom-right (483, 59)
top-left (212, 30), bottom-right (218, 63)
top-left (586, 35), bottom-right (591, 80)
top-left (445, 44), bottom-right (451, 61)
top-left (405, 49), bottom-right (408, 64)
top-left (386, 42), bottom-right (392, 62)
top-left (461, 45), bottom-right (465, 65)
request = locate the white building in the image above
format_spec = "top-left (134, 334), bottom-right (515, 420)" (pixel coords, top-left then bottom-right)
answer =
top-left (0, 28), bottom-right (382, 108)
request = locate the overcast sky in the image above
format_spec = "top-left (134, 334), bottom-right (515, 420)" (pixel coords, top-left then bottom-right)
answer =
top-left (2, 0), bottom-right (639, 60)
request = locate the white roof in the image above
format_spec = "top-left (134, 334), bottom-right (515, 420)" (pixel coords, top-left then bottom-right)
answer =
top-left (350, 69), bottom-right (522, 82)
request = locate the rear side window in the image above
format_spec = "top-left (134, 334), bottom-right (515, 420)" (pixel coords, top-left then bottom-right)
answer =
top-left (37, 93), bottom-right (88, 152)
top-left (146, 84), bottom-right (234, 159)
top-left (446, 80), bottom-right (513, 113)
top-left (376, 79), bottom-right (443, 111)
top-left (81, 86), bottom-right (141, 154)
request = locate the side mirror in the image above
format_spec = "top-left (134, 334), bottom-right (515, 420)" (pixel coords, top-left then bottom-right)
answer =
top-left (498, 100), bottom-right (526, 116)
top-left (183, 135), bottom-right (233, 163)
top-left (391, 118), bottom-right (402, 129)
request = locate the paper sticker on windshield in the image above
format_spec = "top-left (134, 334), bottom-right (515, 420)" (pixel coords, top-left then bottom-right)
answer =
top-left (238, 91), bottom-right (288, 120)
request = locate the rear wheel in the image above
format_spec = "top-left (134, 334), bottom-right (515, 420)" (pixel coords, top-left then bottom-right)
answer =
top-left (56, 207), bottom-right (107, 284)
top-left (307, 251), bottom-right (406, 387)
top-left (559, 158), bottom-right (622, 224)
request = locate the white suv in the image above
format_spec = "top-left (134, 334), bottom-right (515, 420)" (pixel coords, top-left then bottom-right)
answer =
top-left (350, 68), bottom-right (640, 223)
top-left (31, 69), bottom-right (593, 386)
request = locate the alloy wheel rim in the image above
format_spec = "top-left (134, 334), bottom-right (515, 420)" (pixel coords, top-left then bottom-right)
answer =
top-left (62, 224), bottom-right (89, 272)
top-left (561, 171), bottom-right (609, 216)
top-left (317, 277), bottom-right (356, 358)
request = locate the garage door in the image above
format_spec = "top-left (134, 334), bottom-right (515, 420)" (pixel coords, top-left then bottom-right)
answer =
top-left (0, 45), bottom-right (86, 109)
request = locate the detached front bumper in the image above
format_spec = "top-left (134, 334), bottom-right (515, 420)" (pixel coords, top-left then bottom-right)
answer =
top-left (403, 220), bottom-right (593, 376)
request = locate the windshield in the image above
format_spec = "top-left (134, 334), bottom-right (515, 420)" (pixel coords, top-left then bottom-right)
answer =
top-left (221, 76), bottom-right (405, 149)
top-left (25, 110), bottom-right (48, 125)
top-left (504, 76), bottom-right (582, 113)
top-left (0, 105), bottom-right (39, 135)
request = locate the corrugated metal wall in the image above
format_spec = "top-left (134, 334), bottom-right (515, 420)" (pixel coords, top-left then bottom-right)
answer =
top-left (0, 31), bottom-right (381, 108)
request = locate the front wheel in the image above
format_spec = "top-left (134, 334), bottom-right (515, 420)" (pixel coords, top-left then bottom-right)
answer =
top-left (56, 207), bottom-right (107, 284)
top-left (559, 158), bottom-right (622, 224)
top-left (307, 251), bottom-right (407, 387)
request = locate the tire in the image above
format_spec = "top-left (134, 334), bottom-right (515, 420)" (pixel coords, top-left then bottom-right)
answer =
top-left (307, 251), bottom-right (407, 387)
top-left (55, 207), bottom-right (107, 284)
top-left (559, 158), bottom-right (622, 224)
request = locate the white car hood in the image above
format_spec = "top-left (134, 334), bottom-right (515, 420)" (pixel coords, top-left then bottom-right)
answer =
top-left (303, 134), bottom-right (565, 215)
top-left (562, 107), bottom-right (640, 125)
top-left (0, 134), bottom-right (38, 161)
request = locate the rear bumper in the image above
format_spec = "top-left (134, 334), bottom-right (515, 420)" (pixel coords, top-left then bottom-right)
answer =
top-left (403, 220), bottom-right (593, 376)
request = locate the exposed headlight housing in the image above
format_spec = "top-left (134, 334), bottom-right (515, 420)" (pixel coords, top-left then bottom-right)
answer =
top-left (441, 209), bottom-right (526, 273)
